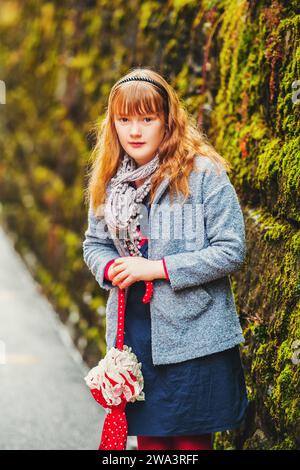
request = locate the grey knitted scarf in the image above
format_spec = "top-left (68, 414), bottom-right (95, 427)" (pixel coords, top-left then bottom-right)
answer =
top-left (104, 152), bottom-right (160, 257)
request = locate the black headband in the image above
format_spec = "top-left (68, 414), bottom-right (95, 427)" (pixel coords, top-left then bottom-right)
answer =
top-left (116, 75), bottom-right (169, 118)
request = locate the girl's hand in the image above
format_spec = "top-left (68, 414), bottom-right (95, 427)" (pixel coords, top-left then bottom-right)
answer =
top-left (108, 256), bottom-right (165, 289)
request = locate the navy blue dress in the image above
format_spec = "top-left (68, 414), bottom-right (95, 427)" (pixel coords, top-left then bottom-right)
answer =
top-left (117, 190), bottom-right (250, 437)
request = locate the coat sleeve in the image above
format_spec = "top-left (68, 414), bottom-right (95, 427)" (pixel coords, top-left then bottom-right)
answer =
top-left (82, 202), bottom-right (121, 290)
top-left (162, 167), bottom-right (246, 291)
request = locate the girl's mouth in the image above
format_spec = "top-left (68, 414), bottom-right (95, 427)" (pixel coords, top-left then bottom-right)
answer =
top-left (129, 142), bottom-right (145, 148)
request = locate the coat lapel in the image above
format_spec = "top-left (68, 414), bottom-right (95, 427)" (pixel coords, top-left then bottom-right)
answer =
top-left (151, 176), bottom-right (170, 206)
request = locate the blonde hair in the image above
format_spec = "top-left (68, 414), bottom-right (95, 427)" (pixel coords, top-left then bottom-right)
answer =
top-left (84, 67), bottom-right (232, 210)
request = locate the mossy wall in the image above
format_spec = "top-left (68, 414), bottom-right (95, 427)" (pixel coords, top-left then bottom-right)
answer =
top-left (0, 0), bottom-right (299, 449)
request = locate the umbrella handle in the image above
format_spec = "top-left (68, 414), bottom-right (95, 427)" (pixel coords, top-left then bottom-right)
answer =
top-left (116, 281), bottom-right (153, 350)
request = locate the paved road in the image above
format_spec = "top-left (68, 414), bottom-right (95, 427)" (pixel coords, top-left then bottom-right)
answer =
top-left (0, 225), bottom-right (137, 450)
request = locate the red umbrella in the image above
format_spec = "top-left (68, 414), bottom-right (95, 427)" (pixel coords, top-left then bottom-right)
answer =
top-left (84, 280), bottom-right (154, 450)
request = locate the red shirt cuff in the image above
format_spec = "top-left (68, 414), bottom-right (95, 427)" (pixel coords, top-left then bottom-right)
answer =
top-left (104, 259), bottom-right (116, 281)
top-left (162, 257), bottom-right (170, 281)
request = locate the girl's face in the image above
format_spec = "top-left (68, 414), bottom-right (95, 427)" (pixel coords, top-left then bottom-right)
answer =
top-left (114, 112), bottom-right (165, 167)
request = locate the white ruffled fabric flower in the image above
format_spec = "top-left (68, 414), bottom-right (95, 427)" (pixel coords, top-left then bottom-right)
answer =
top-left (84, 345), bottom-right (145, 407)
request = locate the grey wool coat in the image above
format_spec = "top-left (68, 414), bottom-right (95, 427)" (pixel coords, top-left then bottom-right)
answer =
top-left (82, 155), bottom-right (246, 365)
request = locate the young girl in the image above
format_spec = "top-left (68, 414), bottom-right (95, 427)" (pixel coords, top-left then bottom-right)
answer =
top-left (83, 68), bottom-right (250, 451)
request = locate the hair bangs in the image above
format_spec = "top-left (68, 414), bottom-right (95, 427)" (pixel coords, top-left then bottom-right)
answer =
top-left (111, 83), bottom-right (164, 117)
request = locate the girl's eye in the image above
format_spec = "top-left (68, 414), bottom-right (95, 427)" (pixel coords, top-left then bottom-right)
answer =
top-left (118, 116), bottom-right (154, 123)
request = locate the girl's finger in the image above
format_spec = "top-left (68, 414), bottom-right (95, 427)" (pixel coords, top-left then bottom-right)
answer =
top-left (111, 264), bottom-right (125, 276)
top-left (113, 258), bottom-right (125, 265)
top-left (112, 270), bottom-right (129, 285)
top-left (119, 275), bottom-right (133, 289)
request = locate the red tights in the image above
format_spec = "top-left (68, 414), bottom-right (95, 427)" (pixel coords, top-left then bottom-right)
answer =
top-left (137, 433), bottom-right (212, 450)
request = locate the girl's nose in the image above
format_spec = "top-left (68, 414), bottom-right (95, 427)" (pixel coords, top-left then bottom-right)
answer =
top-left (130, 122), bottom-right (142, 136)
